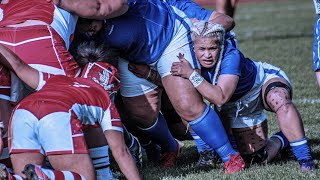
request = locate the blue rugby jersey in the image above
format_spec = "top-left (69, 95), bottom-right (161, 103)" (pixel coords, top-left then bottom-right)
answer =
top-left (201, 39), bottom-right (257, 102)
top-left (103, 0), bottom-right (212, 64)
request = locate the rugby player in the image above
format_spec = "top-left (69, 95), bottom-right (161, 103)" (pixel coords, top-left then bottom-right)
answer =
top-left (0, 44), bottom-right (140, 180)
top-left (171, 21), bottom-right (315, 172)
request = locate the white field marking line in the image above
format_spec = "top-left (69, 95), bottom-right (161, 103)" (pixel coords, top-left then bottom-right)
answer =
top-left (293, 99), bottom-right (320, 104)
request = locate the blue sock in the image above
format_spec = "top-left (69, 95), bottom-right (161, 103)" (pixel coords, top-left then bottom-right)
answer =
top-left (139, 113), bottom-right (177, 152)
top-left (189, 130), bottom-right (213, 153)
top-left (189, 105), bottom-right (237, 162)
top-left (271, 131), bottom-right (289, 150)
top-left (290, 137), bottom-right (312, 161)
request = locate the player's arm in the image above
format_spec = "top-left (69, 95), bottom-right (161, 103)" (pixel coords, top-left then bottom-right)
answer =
top-left (169, 0), bottom-right (235, 31)
top-left (207, 11), bottom-right (235, 32)
top-left (0, 45), bottom-right (39, 90)
top-left (171, 54), bottom-right (238, 107)
top-left (128, 63), bottom-right (163, 87)
top-left (104, 130), bottom-right (141, 180)
top-left (53, 0), bottom-right (129, 19)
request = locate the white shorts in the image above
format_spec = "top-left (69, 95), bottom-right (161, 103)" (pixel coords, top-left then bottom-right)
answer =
top-left (221, 61), bottom-right (290, 128)
top-left (118, 58), bottom-right (158, 97)
top-left (8, 100), bottom-right (122, 156)
top-left (9, 108), bottom-right (88, 155)
top-left (119, 8), bottom-right (200, 97)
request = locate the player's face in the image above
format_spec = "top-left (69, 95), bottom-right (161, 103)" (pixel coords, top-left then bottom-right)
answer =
top-left (77, 20), bottom-right (104, 36)
top-left (87, 20), bottom-right (104, 36)
top-left (193, 36), bottom-right (221, 68)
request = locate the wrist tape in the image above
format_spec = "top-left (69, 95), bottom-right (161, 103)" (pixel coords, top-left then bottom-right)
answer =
top-left (189, 71), bottom-right (204, 88)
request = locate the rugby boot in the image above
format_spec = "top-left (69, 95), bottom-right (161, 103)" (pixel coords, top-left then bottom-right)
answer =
top-left (143, 142), bottom-right (161, 164)
top-left (22, 164), bottom-right (50, 180)
top-left (223, 152), bottom-right (245, 174)
top-left (129, 137), bottom-right (143, 168)
top-left (298, 159), bottom-right (315, 172)
top-left (279, 146), bottom-right (295, 160)
top-left (160, 140), bottom-right (181, 167)
top-left (0, 163), bottom-right (9, 180)
top-left (195, 150), bottom-right (217, 169)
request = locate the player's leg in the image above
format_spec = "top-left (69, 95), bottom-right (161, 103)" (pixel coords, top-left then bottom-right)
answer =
top-left (158, 15), bottom-right (244, 173)
top-left (104, 130), bottom-right (140, 180)
top-left (8, 104), bottom-right (47, 177)
top-left (160, 91), bottom-right (192, 141)
top-left (313, 15), bottom-right (320, 87)
top-left (0, 66), bottom-right (13, 156)
top-left (84, 127), bottom-right (119, 180)
top-left (262, 76), bottom-right (315, 171)
top-left (45, 154), bottom-right (93, 180)
top-left (118, 58), bottom-right (179, 166)
top-left (36, 110), bottom-right (94, 180)
top-left (115, 92), bottom-right (160, 164)
top-left (215, 0), bottom-right (238, 17)
top-left (231, 121), bottom-right (271, 166)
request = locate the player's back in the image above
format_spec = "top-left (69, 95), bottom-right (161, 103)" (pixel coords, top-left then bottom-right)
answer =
top-left (104, 0), bottom-right (178, 64)
top-left (0, 0), bottom-right (54, 27)
top-left (23, 76), bottom-right (110, 111)
top-left (0, 0), bottom-right (77, 48)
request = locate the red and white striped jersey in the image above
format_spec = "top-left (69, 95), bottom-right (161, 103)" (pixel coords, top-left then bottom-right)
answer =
top-left (0, 0), bottom-right (77, 48)
top-left (20, 75), bottom-right (122, 131)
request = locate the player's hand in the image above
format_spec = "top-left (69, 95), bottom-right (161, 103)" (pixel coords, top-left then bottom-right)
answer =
top-left (128, 63), bottom-right (151, 79)
top-left (171, 53), bottom-right (193, 79)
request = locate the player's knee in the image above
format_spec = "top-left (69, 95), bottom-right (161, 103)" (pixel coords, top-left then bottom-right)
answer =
top-left (175, 102), bottom-right (204, 120)
top-left (266, 88), bottom-right (292, 113)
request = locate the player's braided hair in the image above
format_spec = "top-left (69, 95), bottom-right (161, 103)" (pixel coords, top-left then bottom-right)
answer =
top-left (191, 21), bottom-right (225, 85)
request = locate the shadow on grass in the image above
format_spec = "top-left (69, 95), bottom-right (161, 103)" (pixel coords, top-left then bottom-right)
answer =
top-left (139, 146), bottom-right (223, 180)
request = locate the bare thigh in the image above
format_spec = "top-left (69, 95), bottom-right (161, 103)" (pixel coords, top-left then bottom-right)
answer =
top-left (162, 74), bottom-right (205, 121)
top-left (121, 87), bottom-right (163, 128)
top-left (11, 152), bottom-right (44, 177)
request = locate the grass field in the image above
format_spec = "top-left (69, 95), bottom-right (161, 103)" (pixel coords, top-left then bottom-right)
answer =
top-left (132, 0), bottom-right (320, 179)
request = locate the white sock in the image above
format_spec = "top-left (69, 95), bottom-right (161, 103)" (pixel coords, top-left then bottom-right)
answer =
top-left (89, 145), bottom-right (115, 180)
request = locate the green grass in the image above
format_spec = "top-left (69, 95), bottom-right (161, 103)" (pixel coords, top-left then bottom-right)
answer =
top-left (124, 0), bottom-right (320, 179)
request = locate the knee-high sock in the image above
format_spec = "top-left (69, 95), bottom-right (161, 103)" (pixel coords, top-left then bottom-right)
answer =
top-left (138, 113), bottom-right (177, 152)
top-left (271, 131), bottom-right (289, 150)
top-left (35, 166), bottom-right (86, 180)
top-left (4, 166), bottom-right (85, 180)
top-left (189, 105), bottom-right (237, 162)
top-left (290, 137), bottom-right (313, 161)
top-left (189, 130), bottom-right (213, 153)
top-left (89, 145), bottom-right (115, 180)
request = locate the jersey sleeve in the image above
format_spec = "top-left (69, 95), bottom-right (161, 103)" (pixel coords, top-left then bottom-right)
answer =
top-left (100, 102), bottom-right (123, 133)
top-left (36, 71), bottom-right (57, 91)
top-left (167, 0), bottom-right (213, 21)
top-left (220, 41), bottom-right (241, 76)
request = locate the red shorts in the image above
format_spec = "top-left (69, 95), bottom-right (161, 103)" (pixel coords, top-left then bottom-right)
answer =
top-left (0, 25), bottom-right (80, 101)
